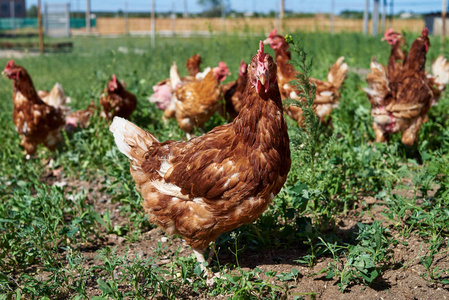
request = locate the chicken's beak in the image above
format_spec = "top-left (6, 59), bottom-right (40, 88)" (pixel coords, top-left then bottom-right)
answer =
top-left (259, 74), bottom-right (267, 86)
top-left (381, 37), bottom-right (387, 41)
top-left (256, 73), bottom-right (269, 94)
top-left (263, 38), bottom-right (271, 45)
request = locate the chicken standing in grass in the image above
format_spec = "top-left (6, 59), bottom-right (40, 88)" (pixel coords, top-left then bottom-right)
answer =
top-left (382, 28), bottom-right (449, 107)
top-left (173, 61), bottom-right (230, 135)
top-left (110, 41), bottom-right (290, 275)
top-left (148, 54), bottom-right (203, 114)
top-left (100, 75), bottom-right (137, 120)
top-left (2, 60), bottom-right (65, 156)
top-left (364, 28), bottom-right (433, 145)
top-left (263, 29), bottom-right (348, 125)
top-left (65, 101), bottom-right (98, 132)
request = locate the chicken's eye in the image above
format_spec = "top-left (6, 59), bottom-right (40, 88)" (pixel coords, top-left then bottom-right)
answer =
top-left (251, 64), bottom-right (255, 69)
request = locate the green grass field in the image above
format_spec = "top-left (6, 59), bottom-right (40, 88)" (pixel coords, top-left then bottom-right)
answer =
top-left (1, 32), bottom-right (449, 299)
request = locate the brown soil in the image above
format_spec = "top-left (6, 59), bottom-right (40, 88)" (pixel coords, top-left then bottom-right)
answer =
top-left (41, 167), bottom-right (449, 300)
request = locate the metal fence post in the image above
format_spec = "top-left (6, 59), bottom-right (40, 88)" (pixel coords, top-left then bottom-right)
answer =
top-left (66, 3), bottom-right (71, 37)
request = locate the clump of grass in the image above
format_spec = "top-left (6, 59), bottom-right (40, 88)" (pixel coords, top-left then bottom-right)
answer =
top-left (319, 221), bottom-right (392, 292)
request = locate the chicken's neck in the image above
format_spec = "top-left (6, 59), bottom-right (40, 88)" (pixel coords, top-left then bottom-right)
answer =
top-left (187, 65), bottom-right (200, 77)
top-left (14, 74), bottom-right (40, 104)
top-left (403, 37), bottom-right (428, 75)
top-left (233, 81), bottom-right (286, 145)
top-left (275, 45), bottom-right (291, 63)
top-left (276, 56), bottom-right (296, 79)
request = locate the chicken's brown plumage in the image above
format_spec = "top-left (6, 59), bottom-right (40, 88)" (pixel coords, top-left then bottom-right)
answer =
top-left (222, 61), bottom-right (248, 120)
top-left (263, 30), bottom-right (348, 125)
top-left (186, 53), bottom-right (202, 77)
top-left (174, 62), bottom-right (230, 133)
top-left (149, 54), bottom-right (203, 114)
top-left (110, 41), bottom-right (290, 269)
top-left (65, 101), bottom-right (98, 132)
top-left (3, 60), bottom-right (65, 156)
top-left (365, 28), bottom-right (433, 145)
top-left (100, 75), bottom-right (137, 120)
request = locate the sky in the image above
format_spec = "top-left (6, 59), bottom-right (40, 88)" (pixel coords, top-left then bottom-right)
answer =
top-left (26, 0), bottom-right (444, 15)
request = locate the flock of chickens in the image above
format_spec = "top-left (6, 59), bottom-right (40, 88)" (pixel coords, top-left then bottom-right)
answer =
top-left (2, 60), bottom-right (137, 157)
top-left (3, 28), bottom-right (449, 278)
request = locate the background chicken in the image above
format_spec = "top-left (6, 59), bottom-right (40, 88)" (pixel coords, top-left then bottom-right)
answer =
top-left (173, 61), bottom-right (230, 135)
top-left (110, 41), bottom-right (290, 274)
top-left (263, 29), bottom-right (348, 125)
top-left (100, 75), bottom-right (137, 120)
top-left (364, 28), bottom-right (433, 145)
top-left (148, 54), bottom-right (202, 113)
top-left (427, 55), bottom-right (449, 106)
top-left (382, 28), bottom-right (449, 107)
top-left (2, 60), bottom-right (65, 157)
top-left (65, 101), bottom-right (98, 132)
top-left (222, 60), bottom-right (248, 120)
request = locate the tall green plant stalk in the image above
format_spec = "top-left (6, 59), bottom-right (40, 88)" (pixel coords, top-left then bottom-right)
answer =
top-left (285, 35), bottom-right (321, 189)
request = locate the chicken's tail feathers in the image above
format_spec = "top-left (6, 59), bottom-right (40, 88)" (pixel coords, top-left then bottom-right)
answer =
top-left (41, 83), bottom-right (71, 116)
top-left (363, 56), bottom-right (390, 102)
top-left (327, 56), bottom-right (348, 90)
top-left (170, 62), bottom-right (181, 90)
top-left (110, 117), bottom-right (159, 168)
top-left (47, 83), bottom-right (67, 107)
top-left (431, 55), bottom-right (449, 85)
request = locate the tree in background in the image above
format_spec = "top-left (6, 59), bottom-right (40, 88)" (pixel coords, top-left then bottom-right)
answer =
top-left (27, 5), bottom-right (38, 18)
top-left (197, 0), bottom-right (230, 17)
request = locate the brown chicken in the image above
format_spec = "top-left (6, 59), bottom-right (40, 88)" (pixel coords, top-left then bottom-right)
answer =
top-left (222, 60), bottom-right (248, 120)
top-left (382, 28), bottom-right (449, 107)
top-left (263, 29), bottom-right (348, 125)
top-left (148, 54), bottom-right (202, 112)
top-left (110, 41), bottom-right (290, 276)
top-left (364, 28), bottom-right (433, 145)
top-left (173, 62), bottom-right (230, 134)
top-left (65, 101), bottom-right (98, 132)
top-left (2, 60), bottom-right (65, 156)
top-left (100, 75), bottom-right (137, 120)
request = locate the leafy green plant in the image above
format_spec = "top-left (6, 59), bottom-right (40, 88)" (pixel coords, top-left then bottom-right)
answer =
top-left (320, 221), bottom-right (392, 292)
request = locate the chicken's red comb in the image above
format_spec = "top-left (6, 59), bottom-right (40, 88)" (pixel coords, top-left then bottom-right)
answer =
top-left (112, 74), bottom-right (117, 83)
top-left (422, 27), bottom-right (429, 37)
top-left (268, 29), bottom-right (277, 38)
top-left (384, 28), bottom-right (394, 38)
top-left (6, 60), bottom-right (15, 69)
top-left (257, 41), bottom-right (265, 64)
top-left (218, 61), bottom-right (228, 69)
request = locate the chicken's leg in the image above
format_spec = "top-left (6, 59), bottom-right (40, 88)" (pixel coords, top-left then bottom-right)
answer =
top-left (372, 122), bottom-right (388, 143)
top-left (193, 247), bottom-right (221, 286)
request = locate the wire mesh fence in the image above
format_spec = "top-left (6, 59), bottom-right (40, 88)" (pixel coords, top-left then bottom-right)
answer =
top-left (43, 2), bottom-right (70, 37)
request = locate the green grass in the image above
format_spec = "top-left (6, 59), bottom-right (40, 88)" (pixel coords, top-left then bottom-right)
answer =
top-left (1, 31), bottom-right (449, 298)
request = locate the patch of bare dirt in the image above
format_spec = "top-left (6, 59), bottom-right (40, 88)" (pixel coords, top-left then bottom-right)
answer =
top-left (40, 168), bottom-right (449, 299)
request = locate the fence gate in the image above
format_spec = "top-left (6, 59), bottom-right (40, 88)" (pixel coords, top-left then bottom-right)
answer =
top-left (43, 3), bottom-right (70, 37)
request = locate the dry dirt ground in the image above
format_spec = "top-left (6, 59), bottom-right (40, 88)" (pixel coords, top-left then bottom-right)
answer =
top-left (41, 168), bottom-right (449, 300)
